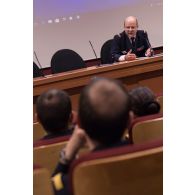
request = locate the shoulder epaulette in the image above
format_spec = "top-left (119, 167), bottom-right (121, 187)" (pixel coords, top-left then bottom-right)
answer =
top-left (52, 173), bottom-right (64, 191)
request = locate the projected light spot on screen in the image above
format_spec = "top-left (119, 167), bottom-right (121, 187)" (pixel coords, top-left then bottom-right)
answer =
top-left (34, 0), bottom-right (162, 68)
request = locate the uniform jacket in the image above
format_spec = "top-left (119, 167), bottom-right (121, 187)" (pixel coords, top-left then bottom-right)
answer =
top-left (111, 30), bottom-right (151, 62)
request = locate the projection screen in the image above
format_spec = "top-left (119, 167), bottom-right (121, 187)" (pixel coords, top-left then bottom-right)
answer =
top-left (33, 0), bottom-right (163, 67)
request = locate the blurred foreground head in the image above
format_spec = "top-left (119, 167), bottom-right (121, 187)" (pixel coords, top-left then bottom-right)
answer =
top-left (78, 78), bottom-right (130, 146)
top-left (36, 89), bottom-right (72, 133)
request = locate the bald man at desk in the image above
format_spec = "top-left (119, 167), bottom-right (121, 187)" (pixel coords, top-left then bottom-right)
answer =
top-left (111, 16), bottom-right (153, 62)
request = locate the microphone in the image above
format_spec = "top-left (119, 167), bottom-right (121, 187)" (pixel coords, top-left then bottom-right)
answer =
top-left (33, 51), bottom-right (45, 77)
top-left (89, 40), bottom-right (100, 66)
top-left (143, 31), bottom-right (154, 57)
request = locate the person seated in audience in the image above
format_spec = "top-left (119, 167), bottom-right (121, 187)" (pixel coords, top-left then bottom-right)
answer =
top-left (36, 89), bottom-right (75, 140)
top-left (128, 86), bottom-right (160, 117)
top-left (52, 77), bottom-right (132, 195)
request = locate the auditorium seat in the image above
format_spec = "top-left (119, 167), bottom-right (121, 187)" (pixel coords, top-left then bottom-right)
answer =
top-left (33, 165), bottom-right (54, 195)
top-left (100, 39), bottom-right (113, 64)
top-left (33, 62), bottom-right (43, 78)
top-left (129, 113), bottom-right (163, 144)
top-left (69, 139), bottom-right (163, 195)
top-left (33, 122), bottom-right (46, 141)
top-left (51, 49), bottom-right (86, 74)
top-left (157, 94), bottom-right (163, 114)
top-left (33, 135), bottom-right (70, 175)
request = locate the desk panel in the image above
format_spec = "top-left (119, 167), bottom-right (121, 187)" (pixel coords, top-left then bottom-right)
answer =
top-left (33, 55), bottom-right (163, 120)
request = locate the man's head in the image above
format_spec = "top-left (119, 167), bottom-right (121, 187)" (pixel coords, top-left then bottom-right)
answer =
top-left (78, 78), bottom-right (130, 146)
top-left (124, 16), bottom-right (138, 38)
top-left (36, 89), bottom-right (72, 134)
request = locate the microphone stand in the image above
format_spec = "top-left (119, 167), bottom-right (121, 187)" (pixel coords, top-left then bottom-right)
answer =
top-left (89, 41), bottom-right (101, 66)
top-left (33, 51), bottom-right (46, 77)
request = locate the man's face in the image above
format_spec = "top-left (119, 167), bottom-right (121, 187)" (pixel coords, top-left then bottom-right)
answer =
top-left (124, 19), bottom-right (138, 37)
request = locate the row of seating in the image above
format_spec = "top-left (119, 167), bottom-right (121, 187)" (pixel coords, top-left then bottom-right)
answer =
top-left (34, 139), bottom-right (162, 195)
top-left (33, 112), bottom-right (163, 175)
top-left (33, 92), bottom-right (163, 194)
top-left (33, 94), bottom-right (163, 142)
top-left (33, 39), bottom-right (113, 78)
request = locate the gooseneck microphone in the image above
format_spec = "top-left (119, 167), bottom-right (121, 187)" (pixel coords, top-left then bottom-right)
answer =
top-left (144, 31), bottom-right (154, 56)
top-left (89, 40), bottom-right (100, 66)
top-left (33, 51), bottom-right (45, 77)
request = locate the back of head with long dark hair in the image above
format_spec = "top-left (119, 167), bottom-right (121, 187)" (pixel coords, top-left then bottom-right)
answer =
top-left (128, 86), bottom-right (160, 116)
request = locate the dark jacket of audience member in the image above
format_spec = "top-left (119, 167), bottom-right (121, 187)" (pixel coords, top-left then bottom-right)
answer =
top-left (36, 89), bottom-right (74, 140)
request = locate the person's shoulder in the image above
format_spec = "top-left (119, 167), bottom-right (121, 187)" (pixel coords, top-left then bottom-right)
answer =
top-left (137, 30), bottom-right (145, 36)
top-left (114, 31), bottom-right (125, 39)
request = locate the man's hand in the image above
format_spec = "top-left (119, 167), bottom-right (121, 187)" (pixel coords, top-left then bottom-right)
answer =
top-left (145, 48), bottom-right (153, 57)
top-left (60, 126), bottom-right (87, 164)
top-left (125, 51), bottom-right (136, 61)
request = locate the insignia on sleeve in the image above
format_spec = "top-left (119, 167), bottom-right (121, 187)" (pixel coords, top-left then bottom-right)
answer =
top-left (137, 46), bottom-right (145, 51)
top-left (52, 173), bottom-right (64, 191)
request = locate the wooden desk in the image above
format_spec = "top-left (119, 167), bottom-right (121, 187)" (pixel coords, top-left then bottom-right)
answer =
top-left (34, 55), bottom-right (163, 119)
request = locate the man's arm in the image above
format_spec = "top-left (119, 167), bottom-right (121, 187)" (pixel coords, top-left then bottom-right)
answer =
top-left (110, 34), bottom-right (124, 62)
top-left (52, 126), bottom-right (87, 176)
top-left (142, 31), bottom-right (154, 57)
top-left (111, 33), bottom-right (136, 62)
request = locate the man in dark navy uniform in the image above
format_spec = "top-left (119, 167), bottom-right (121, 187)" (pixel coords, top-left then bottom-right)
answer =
top-left (111, 16), bottom-right (153, 62)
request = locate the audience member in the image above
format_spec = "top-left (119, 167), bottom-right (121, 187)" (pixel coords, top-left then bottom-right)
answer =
top-left (111, 16), bottom-right (153, 62)
top-left (128, 86), bottom-right (160, 117)
top-left (52, 78), bottom-right (132, 195)
top-left (36, 89), bottom-right (74, 140)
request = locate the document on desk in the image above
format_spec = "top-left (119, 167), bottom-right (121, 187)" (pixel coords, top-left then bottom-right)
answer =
top-left (136, 53), bottom-right (163, 60)
top-left (135, 56), bottom-right (149, 60)
top-left (153, 53), bottom-right (163, 57)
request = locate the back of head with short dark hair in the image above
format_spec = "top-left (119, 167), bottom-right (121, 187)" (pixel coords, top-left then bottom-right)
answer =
top-left (36, 89), bottom-right (72, 133)
top-left (78, 78), bottom-right (130, 146)
top-left (128, 86), bottom-right (160, 116)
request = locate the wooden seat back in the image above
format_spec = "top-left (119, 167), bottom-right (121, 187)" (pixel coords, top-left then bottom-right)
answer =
top-left (33, 122), bottom-right (46, 141)
top-left (33, 166), bottom-right (54, 195)
top-left (33, 136), bottom-right (69, 175)
top-left (128, 114), bottom-right (163, 144)
top-left (132, 117), bottom-right (163, 144)
top-left (70, 140), bottom-right (163, 195)
top-left (157, 95), bottom-right (163, 113)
